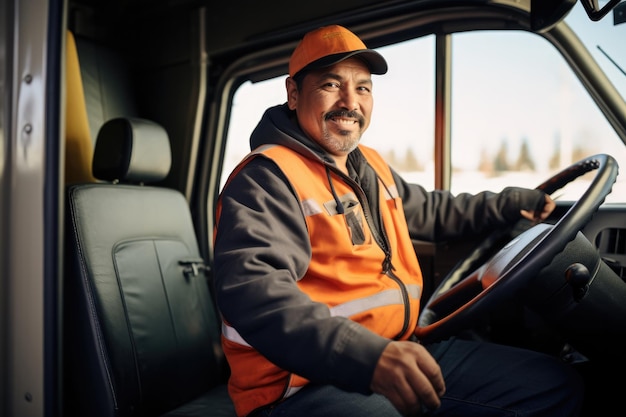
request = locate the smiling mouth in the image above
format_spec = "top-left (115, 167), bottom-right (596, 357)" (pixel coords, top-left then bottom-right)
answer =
top-left (331, 117), bottom-right (358, 126)
top-left (326, 111), bottom-right (364, 128)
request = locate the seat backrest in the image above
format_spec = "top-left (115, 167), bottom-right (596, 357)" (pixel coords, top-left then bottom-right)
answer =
top-left (63, 118), bottom-right (233, 417)
top-left (65, 30), bottom-right (138, 184)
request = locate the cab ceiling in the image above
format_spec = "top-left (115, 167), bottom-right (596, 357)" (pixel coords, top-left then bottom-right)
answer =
top-left (69, 0), bottom-right (396, 54)
top-left (204, 0), bottom-right (394, 53)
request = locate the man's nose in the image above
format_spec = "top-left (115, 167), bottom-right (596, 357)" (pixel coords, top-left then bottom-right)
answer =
top-left (338, 89), bottom-right (358, 111)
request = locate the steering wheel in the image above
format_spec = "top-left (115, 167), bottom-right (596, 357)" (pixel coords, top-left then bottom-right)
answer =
top-left (415, 154), bottom-right (619, 343)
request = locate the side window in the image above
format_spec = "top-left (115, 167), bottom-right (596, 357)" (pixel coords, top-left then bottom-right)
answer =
top-left (221, 36), bottom-right (436, 191)
top-left (360, 37), bottom-right (435, 188)
top-left (450, 30), bottom-right (626, 202)
top-left (221, 78), bottom-right (285, 190)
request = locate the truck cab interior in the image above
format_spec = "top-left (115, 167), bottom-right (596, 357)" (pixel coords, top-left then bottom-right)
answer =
top-left (1, 0), bottom-right (625, 416)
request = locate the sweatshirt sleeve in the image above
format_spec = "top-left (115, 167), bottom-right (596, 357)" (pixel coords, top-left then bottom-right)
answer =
top-left (214, 156), bottom-right (389, 394)
top-left (391, 169), bottom-right (547, 242)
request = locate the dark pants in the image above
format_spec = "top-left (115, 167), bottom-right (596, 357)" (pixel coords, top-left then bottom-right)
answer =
top-left (252, 338), bottom-right (583, 417)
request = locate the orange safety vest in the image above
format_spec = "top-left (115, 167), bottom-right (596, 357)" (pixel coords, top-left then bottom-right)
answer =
top-left (218, 144), bottom-right (424, 417)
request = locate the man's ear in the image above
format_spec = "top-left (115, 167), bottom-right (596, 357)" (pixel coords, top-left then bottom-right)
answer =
top-left (286, 77), bottom-right (298, 110)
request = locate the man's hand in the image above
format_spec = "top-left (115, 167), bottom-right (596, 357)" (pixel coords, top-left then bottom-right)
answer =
top-left (520, 194), bottom-right (555, 223)
top-left (370, 341), bottom-right (445, 416)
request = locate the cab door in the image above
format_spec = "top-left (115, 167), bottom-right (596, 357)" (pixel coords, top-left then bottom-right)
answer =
top-left (0, 0), bottom-right (65, 416)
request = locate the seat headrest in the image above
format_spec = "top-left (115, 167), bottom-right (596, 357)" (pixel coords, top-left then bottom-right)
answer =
top-left (92, 118), bottom-right (172, 184)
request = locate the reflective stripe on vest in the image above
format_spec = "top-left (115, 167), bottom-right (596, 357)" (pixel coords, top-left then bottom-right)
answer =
top-left (222, 284), bottom-right (421, 348)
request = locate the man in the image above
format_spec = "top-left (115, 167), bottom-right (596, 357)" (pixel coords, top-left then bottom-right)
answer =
top-left (213, 25), bottom-right (582, 417)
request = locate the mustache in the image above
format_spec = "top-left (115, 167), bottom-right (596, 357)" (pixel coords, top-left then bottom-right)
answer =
top-left (325, 110), bottom-right (365, 127)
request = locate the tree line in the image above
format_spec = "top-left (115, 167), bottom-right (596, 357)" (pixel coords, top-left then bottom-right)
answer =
top-left (382, 137), bottom-right (593, 174)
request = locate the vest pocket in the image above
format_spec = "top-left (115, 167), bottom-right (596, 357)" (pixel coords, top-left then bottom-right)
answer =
top-left (344, 204), bottom-right (365, 245)
top-left (322, 193), bottom-right (371, 246)
top-left (342, 200), bottom-right (371, 245)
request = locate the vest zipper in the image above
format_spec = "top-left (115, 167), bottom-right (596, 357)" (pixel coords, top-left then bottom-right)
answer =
top-left (384, 263), bottom-right (411, 340)
top-left (328, 165), bottom-right (412, 340)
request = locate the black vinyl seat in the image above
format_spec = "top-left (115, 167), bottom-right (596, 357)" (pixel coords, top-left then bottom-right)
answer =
top-left (64, 117), bottom-right (236, 417)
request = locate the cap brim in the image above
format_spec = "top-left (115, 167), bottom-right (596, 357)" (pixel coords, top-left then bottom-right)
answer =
top-left (297, 49), bottom-right (388, 77)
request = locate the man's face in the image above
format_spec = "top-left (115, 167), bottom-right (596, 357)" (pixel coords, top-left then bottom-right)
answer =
top-left (287, 57), bottom-right (374, 157)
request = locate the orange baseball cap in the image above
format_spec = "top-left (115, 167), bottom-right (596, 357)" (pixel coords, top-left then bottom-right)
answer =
top-left (289, 25), bottom-right (388, 78)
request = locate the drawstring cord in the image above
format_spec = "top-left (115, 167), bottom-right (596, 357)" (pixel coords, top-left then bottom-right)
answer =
top-left (326, 166), bottom-right (345, 214)
top-left (325, 161), bottom-right (395, 215)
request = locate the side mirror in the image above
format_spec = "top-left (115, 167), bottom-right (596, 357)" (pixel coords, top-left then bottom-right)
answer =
top-left (581, 0), bottom-right (621, 21)
top-left (614, 1), bottom-right (626, 25)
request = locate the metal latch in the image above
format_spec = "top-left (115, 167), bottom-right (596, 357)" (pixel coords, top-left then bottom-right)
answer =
top-left (179, 258), bottom-right (210, 277)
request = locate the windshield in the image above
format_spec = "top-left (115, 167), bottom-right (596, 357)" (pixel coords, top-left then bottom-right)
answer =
top-left (222, 1), bottom-right (626, 203)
